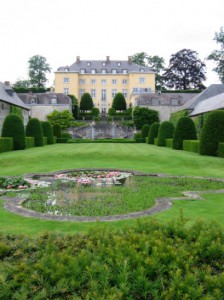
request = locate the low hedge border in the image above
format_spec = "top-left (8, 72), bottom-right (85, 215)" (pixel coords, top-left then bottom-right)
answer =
top-left (43, 137), bottom-right (48, 146)
top-left (183, 140), bottom-right (199, 153)
top-left (57, 138), bottom-right (69, 143)
top-left (165, 139), bottom-right (173, 148)
top-left (0, 137), bottom-right (14, 153)
top-left (218, 143), bottom-right (224, 158)
top-left (67, 139), bottom-right (136, 143)
top-left (26, 137), bottom-right (35, 149)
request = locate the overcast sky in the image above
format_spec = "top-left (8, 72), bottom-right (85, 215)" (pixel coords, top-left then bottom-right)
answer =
top-left (0, 0), bottom-right (223, 87)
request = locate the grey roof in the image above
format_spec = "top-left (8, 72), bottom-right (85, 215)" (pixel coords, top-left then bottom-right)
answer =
top-left (56, 58), bottom-right (154, 74)
top-left (176, 84), bottom-right (224, 112)
top-left (0, 82), bottom-right (29, 110)
top-left (136, 92), bottom-right (198, 106)
top-left (19, 92), bottom-right (72, 105)
top-left (189, 92), bottom-right (224, 116)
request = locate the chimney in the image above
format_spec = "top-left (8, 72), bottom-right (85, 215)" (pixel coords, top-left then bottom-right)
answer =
top-left (4, 81), bottom-right (10, 86)
top-left (106, 56), bottom-right (110, 63)
top-left (128, 56), bottom-right (132, 64)
top-left (76, 56), bottom-right (80, 64)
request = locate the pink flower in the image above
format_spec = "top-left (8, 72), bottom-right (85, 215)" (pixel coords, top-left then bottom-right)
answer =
top-left (7, 185), bottom-right (13, 189)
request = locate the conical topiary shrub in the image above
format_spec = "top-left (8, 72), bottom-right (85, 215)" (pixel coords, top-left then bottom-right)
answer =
top-left (148, 122), bottom-right (160, 144)
top-left (157, 121), bottom-right (174, 147)
top-left (26, 118), bottom-right (44, 147)
top-left (141, 124), bottom-right (150, 139)
top-left (53, 123), bottom-right (62, 139)
top-left (199, 110), bottom-right (224, 156)
top-left (42, 121), bottom-right (54, 144)
top-left (173, 117), bottom-right (197, 150)
top-left (1, 114), bottom-right (26, 150)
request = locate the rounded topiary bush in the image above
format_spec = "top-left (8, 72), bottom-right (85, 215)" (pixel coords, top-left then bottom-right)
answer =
top-left (173, 117), bottom-right (197, 150)
top-left (42, 121), bottom-right (54, 144)
top-left (148, 122), bottom-right (160, 144)
top-left (112, 93), bottom-right (127, 111)
top-left (157, 121), bottom-right (174, 147)
top-left (80, 93), bottom-right (94, 111)
top-left (141, 125), bottom-right (150, 139)
top-left (199, 110), bottom-right (224, 156)
top-left (1, 114), bottom-right (26, 150)
top-left (26, 118), bottom-right (44, 147)
top-left (53, 123), bottom-right (62, 139)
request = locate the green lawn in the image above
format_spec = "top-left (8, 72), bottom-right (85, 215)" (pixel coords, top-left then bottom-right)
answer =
top-left (0, 143), bottom-right (224, 235)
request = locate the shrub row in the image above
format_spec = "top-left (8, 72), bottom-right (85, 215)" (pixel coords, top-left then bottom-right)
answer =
top-left (67, 139), bottom-right (136, 143)
top-left (165, 139), bottom-right (173, 148)
top-left (0, 137), bottom-right (13, 153)
top-left (26, 137), bottom-right (35, 149)
top-left (183, 140), bottom-right (200, 153)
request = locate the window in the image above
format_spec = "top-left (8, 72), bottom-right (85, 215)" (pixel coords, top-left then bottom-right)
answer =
top-left (122, 69), bottom-right (127, 74)
top-left (80, 69), bottom-right (85, 74)
top-left (101, 79), bottom-right (107, 85)
top-left (139, 77), bottom-right (145, 83)
top-left (102, 69), bottom-right (107, 74)
top-left (140, 68), bottom-right (144, 72)
top-left (171, 99), bottom-right (179, 106)
top-left (122, 89), bottom-right (128, 98)
top-left (101, 89), bottom-right (106, 101)
top-left (152, 98), bottom-right (159, 106)
top-left (102, 62), bottom-right (106, 66)
top-left (64, 67), bottom-right (69, 72)
top-left (31, 98), bottom-right (37, 104)
top-left (80, 89), bottom-right (85, 98)
top-left (63, 77), bottom-right (69, 83)
top-left (91, 79), bottom-right (96, 85)
top-left (91, 89), bottom-right (96, 99)
top-left (64, 88), bottom-right (69, 95)
top-left (117, 62), bottom-right (121, 66)
top-left (122, 79), bottom-right (128, 85)
top-left (112, 69), bottom-right (117, 74)
top-left (91, 69), bottom-right (96, 74)
top-left (112, 89), bottom-right (117, 98)
top-left (87, 62), bottom-right (91, 66)
top-left (112, 79), bottom-right (117, 85)
top-left (80, 79), bottom-right (85, 85)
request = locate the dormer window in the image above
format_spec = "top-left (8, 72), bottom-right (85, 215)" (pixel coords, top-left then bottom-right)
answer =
top-left (102, 69), bottom-right (107, 74)
top-left (112, 69), bottom-right (117, 74)
top-left (80, 69), bottom-right (85, 74)
top-left (91, 69), bottom-right (96, 74)
top-left (102, 62), bottom-right (106, 66)
top-left (140, 68), bottom-right (144, 72)
top-left (87, 62), bottom-right (91, 66)
top-left (122, 69), bottom-right (127, 74)
top-left (31, 98), bottom-right (37, 104)
top-left (64, 67), bottom-right (69, 72)
top-left (117, 62), bottom-right (121, 66)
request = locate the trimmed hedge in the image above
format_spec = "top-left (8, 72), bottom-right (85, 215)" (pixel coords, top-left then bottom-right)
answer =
top-left (26, 137), bottom-right (35, 149)
top-left (43, 137), bottom-right (48, 146)
top-left (154, 138), bottom-right (158, 145)
top-left (173, 117), bottom-right (197, 150)
top-left (57, 138), bottom-right (69, 143)
top-left (148, 122), bottom-right (160, 144)
top-left (67, 139), bottom-right (136, 143)
top-left (26, 118), bottom-right (44, 147)
top-left (0, 137), bottom-right (13, 153)
top-left (199, 110), bottom-right (224, 156)
top-left (61, 132), bottom-right (72, 139)
top-left (42, 121), bottom-right (54, 144)
top-left (135, 138), bottom-right (146, 143)
top-left (53, 123), bottom-right (62, 139)
top-left (183, 140), bottom-right (199, 153)
top-left (157, 121), bottom-right (174, 147)
top-left (218, 143), bottom-right (224, 158)
top-left (141, 124), bottom-right (150, 139)
top-left (1, 114), bottom-right (26, 150)
top-left (165, 139), bottom-right (173, 148)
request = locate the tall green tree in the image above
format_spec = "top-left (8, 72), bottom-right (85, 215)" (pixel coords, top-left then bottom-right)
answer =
top-left (80, 93), bottom-right (94, 111)
top-left (112, 93), bottom-right (126, 111)
top-left (163, 49), bottom-right (206, 90)
top-left (207, 27), bottom-right (224, 83)
top-left (133, 106), bottom-right (159, 130)
top-left (28, 55), bottom-right (51, 88)
top-left (13, 79), bottom-right (31, 89)
top-left (131, 52), bottom-right (165, 89)
top-left (47, 110), bottom-right (74, 129)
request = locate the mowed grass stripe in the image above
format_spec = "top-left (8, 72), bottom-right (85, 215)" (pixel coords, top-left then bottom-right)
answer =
top-left (0, 143), bottom-right (224, 177)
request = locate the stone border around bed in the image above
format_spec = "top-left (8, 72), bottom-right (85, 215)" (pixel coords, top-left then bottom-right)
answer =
top-left (1, 169), bottom-right (224, 222)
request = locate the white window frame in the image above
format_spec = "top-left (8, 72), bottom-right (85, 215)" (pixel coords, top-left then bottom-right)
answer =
top-left (63, 77), bottom-right (69, 83)
top-left (101, 79), bottom-right (107, 85)
top-left (101, 89), bottom-right (107, 101)
top-left (91, 79), bottom-right (96, 85)
top-left (79, 79), bottom-right (86, 85)
top-left (80, 89), bottom-right (85, 98)
top-left (64, 88), bottom-right (69, 95)
top-left (139, 77), bottom-right (145, 84)
top-left (122, 89), bottom-right (128, 98)
top-left (112, 79), bottom-right (117, 85)
top-left (102, 69), bottom-right (107, 74)
top-left (122, 79), bottom-right (128, 85)
top-left (91, 89), bottom-right (96, 99)
top-left (112, 89), bottom-right (117, 99)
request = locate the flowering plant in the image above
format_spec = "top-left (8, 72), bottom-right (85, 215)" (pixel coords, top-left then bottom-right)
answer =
top-left (0, 177), bottom-right (31, 190)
